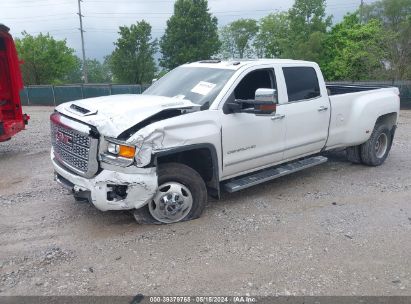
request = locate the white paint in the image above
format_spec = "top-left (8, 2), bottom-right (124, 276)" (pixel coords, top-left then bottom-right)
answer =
top-left (326, 87), bottom-right (400, 148)
top-left (129, 110), bottom-right (222, 168)
top-left (55, 94), bottom-right (199, 138)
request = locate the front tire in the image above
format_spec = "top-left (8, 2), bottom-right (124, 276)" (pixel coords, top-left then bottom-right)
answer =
top-left (360, 123), bottom-right (393, 166)
top-left (133, 163), bottom-right (207, 224)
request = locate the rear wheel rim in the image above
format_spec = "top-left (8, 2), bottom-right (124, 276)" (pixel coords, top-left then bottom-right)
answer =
top-left (149, 182), bottom-right (193, 224)
top-left (375, 133), bottom-right (388, 159)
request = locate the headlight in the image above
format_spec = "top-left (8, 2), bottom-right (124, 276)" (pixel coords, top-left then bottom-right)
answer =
top-left (101, 138), bottom-right (136, 167)
top-left (107, 142), bottom-right (119, 154)
top-left (107, 142), bottom-right (136, 159)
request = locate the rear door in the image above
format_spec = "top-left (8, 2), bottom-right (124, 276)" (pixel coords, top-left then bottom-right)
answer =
top-left (279, 66), bottom-right (330, 160)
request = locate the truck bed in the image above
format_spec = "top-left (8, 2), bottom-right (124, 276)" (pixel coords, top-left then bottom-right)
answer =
top-left (326, 83), bottom-right (399, 150)
top-left (326, 84), bottom-right (386, 96)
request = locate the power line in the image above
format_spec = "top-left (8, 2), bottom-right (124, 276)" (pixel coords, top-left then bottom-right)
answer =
top-left (0, 13), bottom-right (73, 20)
top-left (2, 0), bottom-right (71, 3)
top-left (2, 2), bottom-right (73, 8)
top-left (5, 0), bottom-right (365, 60)
top-left (2, 3), bottom-right (362, 20)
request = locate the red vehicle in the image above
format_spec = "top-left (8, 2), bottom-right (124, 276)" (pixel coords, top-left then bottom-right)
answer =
top-left (0, 24), bottom-right (29, 142)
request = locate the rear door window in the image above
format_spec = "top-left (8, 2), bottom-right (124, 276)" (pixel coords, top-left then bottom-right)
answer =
top-left (283, 67), bottom-right (320, 102)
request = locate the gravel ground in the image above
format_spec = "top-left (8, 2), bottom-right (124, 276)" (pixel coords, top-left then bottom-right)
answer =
top-left (0, 106), bottom-right (410, 296)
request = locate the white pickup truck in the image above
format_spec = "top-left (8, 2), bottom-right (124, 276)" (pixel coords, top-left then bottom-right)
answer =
top-left (50, 59), bottom-right (400, 224)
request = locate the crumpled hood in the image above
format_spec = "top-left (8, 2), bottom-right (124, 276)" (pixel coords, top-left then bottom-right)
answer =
top-left (55, 94), bottom-right (199, 138)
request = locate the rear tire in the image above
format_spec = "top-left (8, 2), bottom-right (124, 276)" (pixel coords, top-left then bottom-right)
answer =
top-left (360, 123), bottom-right (393, 166)
top-left (133, 163), bottom-right (207, 224)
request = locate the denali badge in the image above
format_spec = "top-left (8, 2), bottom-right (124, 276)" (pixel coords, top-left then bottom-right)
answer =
top-left (56, 131), bottom-right (73, 146)
top-left (227, 145), bottom-right (256, 155)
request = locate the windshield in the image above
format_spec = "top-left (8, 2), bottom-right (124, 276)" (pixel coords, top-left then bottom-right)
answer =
top-left (143, 66), bottom-right (235, 107)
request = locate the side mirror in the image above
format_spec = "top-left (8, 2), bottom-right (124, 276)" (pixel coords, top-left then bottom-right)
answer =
top-left (241, 88), bottom-right (278, 115)
top-left (255, 88), bottom-right (278, 105)
top-left (226, 88), bottom-right (278, 115)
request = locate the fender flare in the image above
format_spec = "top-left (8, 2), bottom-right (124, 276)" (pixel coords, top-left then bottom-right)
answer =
top-left (153, 143), bottom-right (221, 198)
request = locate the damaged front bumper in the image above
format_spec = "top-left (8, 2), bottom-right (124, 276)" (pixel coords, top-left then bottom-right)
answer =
top-left (52, 152), bottom-right (158, 211)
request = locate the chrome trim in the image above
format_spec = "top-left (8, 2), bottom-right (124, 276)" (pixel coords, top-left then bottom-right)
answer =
top-left (100, 154), bottom-right (134, 167)
top-left (52, 112), bottom-right (91, 134)
top-left (50, 112), bottom-right (99, 178)
top-left (105, 137), bottom-right (133, 146)
top-left (104, 137), bottom-right (135, 147)
top-left (318, 106), bottom-right (329, 112)
top-left (255, 88), bottom-right (278, 104)
top-left (271, 114), bottom-right (285, 120)
top-left (284, 95), bottom-right (323, 104)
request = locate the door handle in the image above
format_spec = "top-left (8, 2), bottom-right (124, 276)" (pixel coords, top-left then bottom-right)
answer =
top-left (271, 114), bottom-right (285, 121)
top-left (318, 106), bottom-right (329, 112)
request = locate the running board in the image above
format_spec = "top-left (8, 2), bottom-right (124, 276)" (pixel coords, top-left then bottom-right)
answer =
top-left (223, 156), bottom-right (328, 193)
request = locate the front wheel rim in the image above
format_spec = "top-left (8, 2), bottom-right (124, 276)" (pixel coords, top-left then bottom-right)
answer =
top-left (375, 133), bottom-right (388, 159)
top-left (149, 182), bottom-right (193, 224)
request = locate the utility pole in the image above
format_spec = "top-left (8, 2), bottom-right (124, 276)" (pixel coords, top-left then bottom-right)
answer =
top-left (77, 0), bottom-right (88, 83)
top-left (360, 0), bottom-right (364, 24)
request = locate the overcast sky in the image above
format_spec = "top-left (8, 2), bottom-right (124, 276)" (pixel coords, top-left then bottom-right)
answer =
top-left (1, 0), bottom-right (370, 61)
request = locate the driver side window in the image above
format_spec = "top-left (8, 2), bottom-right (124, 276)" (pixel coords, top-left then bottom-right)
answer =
top-left (235, 69), bottom-right (276, 100)
top-left (224, 68), bottom-right (277, 113)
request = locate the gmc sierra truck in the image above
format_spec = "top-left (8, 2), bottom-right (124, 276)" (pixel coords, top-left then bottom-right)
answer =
top-left (50, 59), bottom-right (400, 224)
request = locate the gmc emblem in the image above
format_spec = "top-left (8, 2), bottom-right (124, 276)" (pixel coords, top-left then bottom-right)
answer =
top-left (56, 131), bottom-right (73, 145)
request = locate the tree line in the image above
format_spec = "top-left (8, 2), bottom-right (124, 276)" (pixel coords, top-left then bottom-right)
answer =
top-left (15, 0), bottom-right (411, 85)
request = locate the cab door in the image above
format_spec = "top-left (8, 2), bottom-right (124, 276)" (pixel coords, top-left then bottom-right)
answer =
top-left (220, 67), bottom-right (286, 179)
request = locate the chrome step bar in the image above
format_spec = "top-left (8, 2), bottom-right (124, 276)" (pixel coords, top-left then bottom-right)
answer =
top-left (223, 156), bottom-right (328, 193)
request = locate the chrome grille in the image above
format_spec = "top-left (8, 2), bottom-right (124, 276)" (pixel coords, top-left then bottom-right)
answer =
top-left (50, 113), bottom-right (98, 177)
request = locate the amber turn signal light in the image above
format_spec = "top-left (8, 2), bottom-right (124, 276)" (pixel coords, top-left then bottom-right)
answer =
top-left (258, 104), bottom-right (276, 112)
top-left (118, 145), bottom-right (136, 159)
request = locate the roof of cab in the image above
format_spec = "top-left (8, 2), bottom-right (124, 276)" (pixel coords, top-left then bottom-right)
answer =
top-left (184, 59), bottom-right (315, 70)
